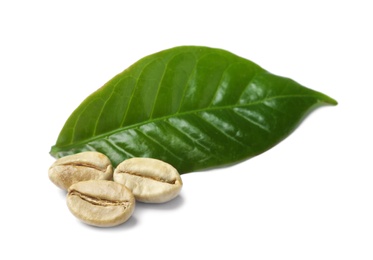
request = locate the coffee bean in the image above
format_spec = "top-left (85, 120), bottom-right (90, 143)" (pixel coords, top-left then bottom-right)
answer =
top-left (113, 158), bottom-right (182, 203)
top-left (48, 151), bottom-right (113, 190)
top-left (66, 180), bottom-right (135, 227)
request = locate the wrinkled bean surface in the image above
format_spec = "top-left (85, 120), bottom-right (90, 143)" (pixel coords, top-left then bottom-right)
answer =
top-left (48, 151), bottom-right (113, 190)
top-left (66, 180), bottom-right (135, 227)
top-left (114, 158), bottom-right (182, 203)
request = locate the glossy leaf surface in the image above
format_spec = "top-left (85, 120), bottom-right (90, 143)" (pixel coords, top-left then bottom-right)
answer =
top-left (50, 46), bottom-right (337, 173)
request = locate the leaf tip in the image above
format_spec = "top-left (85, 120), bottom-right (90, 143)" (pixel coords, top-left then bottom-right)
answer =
top-left (322, 94), bottom-right (338, 106)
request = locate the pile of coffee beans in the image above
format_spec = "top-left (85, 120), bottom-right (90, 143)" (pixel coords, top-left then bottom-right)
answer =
top-left (49, 151), bottom-right (183, 227)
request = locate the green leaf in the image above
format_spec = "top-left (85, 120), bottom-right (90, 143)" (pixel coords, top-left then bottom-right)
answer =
top-left (50, 46), bottom-right (337, 173)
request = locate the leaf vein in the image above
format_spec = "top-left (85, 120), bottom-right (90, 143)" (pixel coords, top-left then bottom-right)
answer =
top-left (137, 130), bottom-right (184, 161)
top-left (92, 83), bottom-right (117, 136)
top-left (164, 120), bottom-right (212, 153)
top-left (149, 59), bottom-right (168, 119)
top-left (106, 138), bottom-right (136, 158)
top-left (176, 58), bottom-right (198, 113)
top-left (58, 94), bottom-right (318, 149)
top-left (120, 59), bottom-right (157, 126)
top-left (207, 61), bottom-right (245, 107)
top-left (195, 113), bottom-right (248, 148)
top-left (233, 109), bottom-right (271, 133)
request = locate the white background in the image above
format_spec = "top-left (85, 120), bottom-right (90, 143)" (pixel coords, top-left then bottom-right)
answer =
top-left (1, 0), bottom-right (372, 259)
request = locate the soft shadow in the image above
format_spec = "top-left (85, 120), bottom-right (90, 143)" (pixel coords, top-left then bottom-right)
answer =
top-left (68, 195), bottom-right (184, 231)
top-left (58, 189), bottom-right (67, 198)
top-left (130, 194), bottom-right (185, 221)
top-left (80, 215), bottom-right (139, 232)
top-left (135, 194), bottom-right (185, 211)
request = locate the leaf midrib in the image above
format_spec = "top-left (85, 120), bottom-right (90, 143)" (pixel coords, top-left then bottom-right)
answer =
top-left (55, 94), bottom-right (324, 150)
